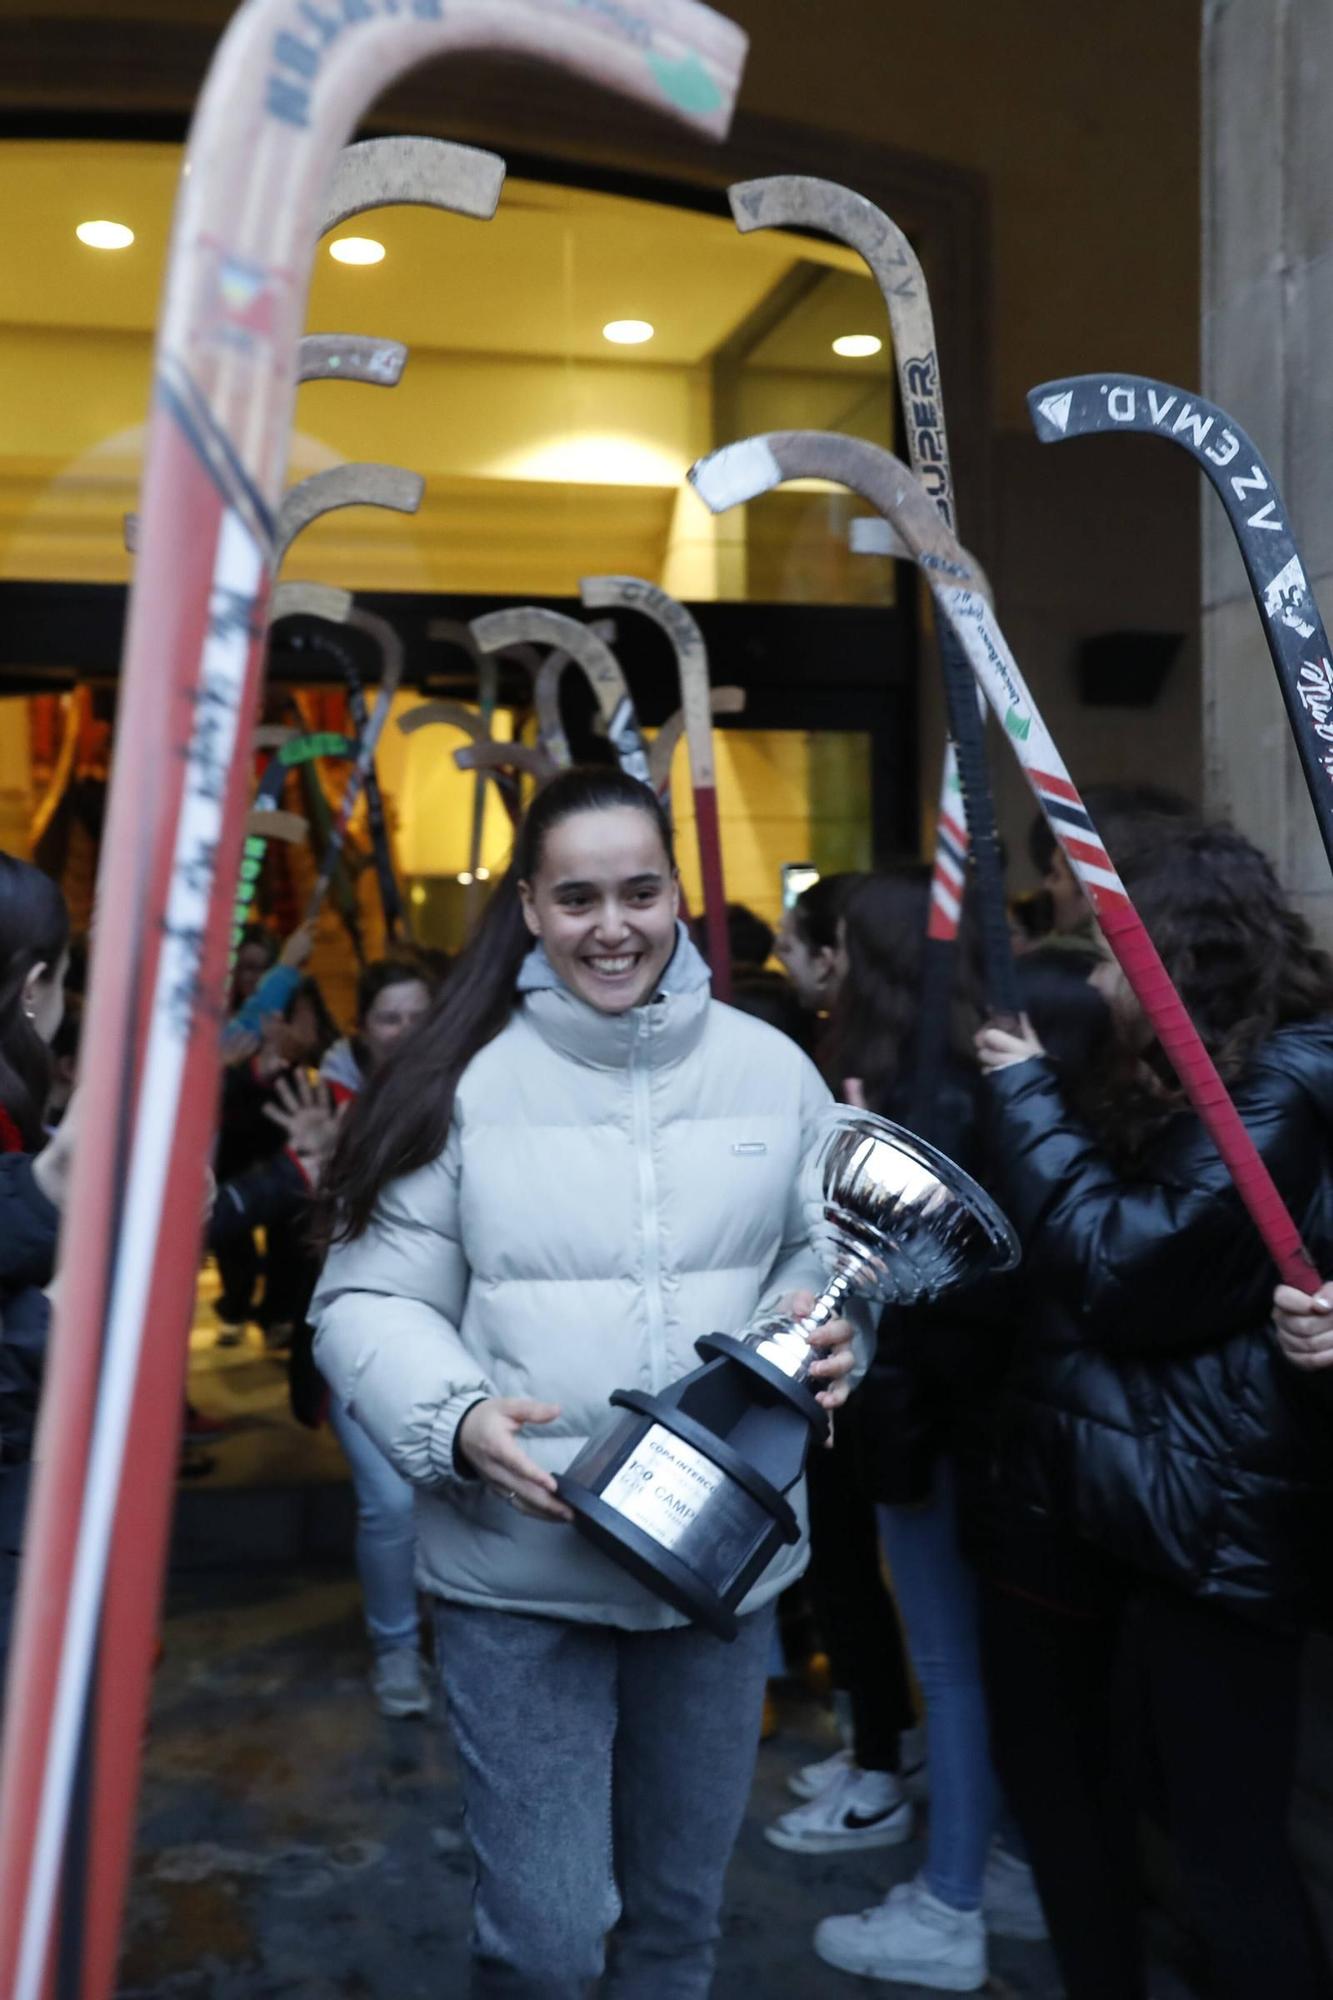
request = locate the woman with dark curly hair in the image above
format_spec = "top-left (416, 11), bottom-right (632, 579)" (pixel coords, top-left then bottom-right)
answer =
top-left (976, 821), bottom-right (1333, 2000)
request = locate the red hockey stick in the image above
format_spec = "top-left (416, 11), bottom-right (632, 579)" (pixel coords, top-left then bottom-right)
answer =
top-left (690, 431), bottom-right (1321, 1295)
top-left (0, 6), bottom-right (745, 1995)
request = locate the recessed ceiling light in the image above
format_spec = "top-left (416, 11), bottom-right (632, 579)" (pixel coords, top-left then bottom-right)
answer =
top-left (329, 236), bottom-right (385, 266)
top-left (832, 333), bottom-right (883, 359)
top-left (76, 220), bottom-right (134, 251)
top-left (602, 319), bottom-right (655, 346)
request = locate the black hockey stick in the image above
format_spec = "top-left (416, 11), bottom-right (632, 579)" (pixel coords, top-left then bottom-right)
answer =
top-left (1029, 372), bottom-right (1333, 872)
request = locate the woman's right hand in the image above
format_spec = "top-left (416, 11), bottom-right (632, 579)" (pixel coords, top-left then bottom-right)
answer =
top-left (456, 1398), bottom-right (574, 1523)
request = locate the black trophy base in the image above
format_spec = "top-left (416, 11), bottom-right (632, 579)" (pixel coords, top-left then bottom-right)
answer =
top-left (555, 1338), bottom-right (827, 1642)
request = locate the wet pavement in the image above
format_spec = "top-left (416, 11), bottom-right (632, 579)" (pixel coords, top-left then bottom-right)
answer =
top-left (123, 1568), bottom-right (1071, 2000)
top-left (118, 1286), bottom-right (1200, 1997)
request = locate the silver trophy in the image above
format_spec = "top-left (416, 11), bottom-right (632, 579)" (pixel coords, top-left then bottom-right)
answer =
top-left (557, 1107), bottom-right (1019, 1639)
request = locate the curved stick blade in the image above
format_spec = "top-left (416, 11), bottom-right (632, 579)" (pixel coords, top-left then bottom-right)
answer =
top-left (321, 134), bottom-right (506, 231)
top-left (275, 462), bottom-right (424, 565)
top-left (1029, 370), bottom-right (1333, 875)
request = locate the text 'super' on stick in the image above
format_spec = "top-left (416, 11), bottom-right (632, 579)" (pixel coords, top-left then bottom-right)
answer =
top-left (726, 174), bottom-right (1017, 1035)
top-left (689, 428), bottom-right (1322, 1297)
top-left (0, 7), bottom-right (747, 1996)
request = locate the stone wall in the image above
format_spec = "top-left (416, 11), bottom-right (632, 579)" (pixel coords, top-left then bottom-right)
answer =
top-left (1205, 5), bottom-right (1333, 1944)
top-left (1203, 0), bottom-right (1333, 941)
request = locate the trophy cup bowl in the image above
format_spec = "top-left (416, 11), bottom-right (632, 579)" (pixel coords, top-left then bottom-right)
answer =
top-left (556, 1107), bottom-right (1019, 1639)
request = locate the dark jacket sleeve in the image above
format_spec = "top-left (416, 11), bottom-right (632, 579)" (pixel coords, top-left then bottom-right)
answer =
top-left (983, 1053), bottom-right (1326, 1353)
top-left (208, 1149), bottom-right (309, 1252)
top-left (0, 1155), bottom-right (59, 1292)
top-left (0, 1285), bottom-right (52, 1466)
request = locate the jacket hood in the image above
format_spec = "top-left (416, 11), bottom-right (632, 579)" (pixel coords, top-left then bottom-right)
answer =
top-left (514, 922), bottom-right (713, 1073)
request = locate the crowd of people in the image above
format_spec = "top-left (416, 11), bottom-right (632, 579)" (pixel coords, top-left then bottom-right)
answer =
top-left (1, 766), bottom-right (1332, 1999)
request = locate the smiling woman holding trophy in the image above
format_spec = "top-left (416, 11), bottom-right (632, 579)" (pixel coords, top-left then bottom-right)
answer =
top-left (311, 765), bottom-right (1014, 1999)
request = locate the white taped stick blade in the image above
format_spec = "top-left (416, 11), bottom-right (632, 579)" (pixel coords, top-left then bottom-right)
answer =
top-left (849, 517), bottom-right (907, 558)
top-left (689, 438), bottom-right (782, 512)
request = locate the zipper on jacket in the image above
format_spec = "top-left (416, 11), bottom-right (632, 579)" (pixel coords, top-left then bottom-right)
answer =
top-left (631, 1010), bottom-right (669, 1390)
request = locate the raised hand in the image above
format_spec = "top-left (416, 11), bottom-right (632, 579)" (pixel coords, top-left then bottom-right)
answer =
top-left (262, 1070), bottom-right (340, 1182)
top-left (975, 1014), bottom-right (1046, 1072)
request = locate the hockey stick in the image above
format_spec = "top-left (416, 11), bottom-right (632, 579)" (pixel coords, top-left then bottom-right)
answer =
top-left (232, 805), bottom-right (309, 956)
top-left (397, 699), bottom-right (523, 824)
top-left (581, 575), bottom-right (734, 1000)
top-left (272, 456), bottom-right (428, 945)
top-left (455, 738), bottom-right (559, 786)
top-left (0, 6), bottom-right (746, 1992)
top-left (471, 607), bottom-right (652, 787)
top-left (690, 430), bottom-right (1322, 1294)
top-left (314, 132), bottom-right (512, 937)
top-left (237, 727), bottom-right (357, 952)
top-left (274, 460), bottom-right (424, 564)
top-left (728, 177), bottom-right (1019, 1050)
top-left (302, 607), bottom-right (406, 933)
top-left (648, 686), bottom-right (745, 800)
top-left (1029, 372), bottom-right (1333, 873)
top-left (121, 335), bottom-right (411, 553)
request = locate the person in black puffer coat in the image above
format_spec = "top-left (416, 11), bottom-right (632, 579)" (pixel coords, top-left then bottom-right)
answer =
top-left (976, 822), bottom-right (1333, 2000)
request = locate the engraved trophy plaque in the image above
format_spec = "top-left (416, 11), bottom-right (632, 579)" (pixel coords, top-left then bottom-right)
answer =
top-left (556, 1107), bottom-right (1019, 1639)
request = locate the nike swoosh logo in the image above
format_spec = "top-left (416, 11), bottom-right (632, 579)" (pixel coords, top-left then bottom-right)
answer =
top-left (843, 1807), bottom-right (906, 1830)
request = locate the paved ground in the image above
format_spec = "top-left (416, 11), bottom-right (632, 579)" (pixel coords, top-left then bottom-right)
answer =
top-left (122, 1568), bottom-right (1071, 2000)
top-left (115, 1279), bottom-right (1200, 1997)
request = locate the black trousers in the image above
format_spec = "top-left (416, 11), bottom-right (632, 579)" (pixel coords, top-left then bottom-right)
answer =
top-left (804, 1396), bottom-right (916, 1770)
top-left (981, 1575), bottom-right (1332, 2000)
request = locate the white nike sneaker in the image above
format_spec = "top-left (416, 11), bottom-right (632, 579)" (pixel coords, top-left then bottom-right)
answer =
top-left (982, 1842), bottom-right (1048, 1940)
top-left (814, 1875), bottom-right (987, 1990)
top-left (765, 1764), bottom-right (913, 1853)
top-left (787, 1744), bottom-right (854, 1802)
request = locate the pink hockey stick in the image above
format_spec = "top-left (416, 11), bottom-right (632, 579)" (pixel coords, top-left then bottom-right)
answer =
top-left (690, 431), bottom-right (1321, 1295)
top-left (0, 6), bottom-right (746, 1996)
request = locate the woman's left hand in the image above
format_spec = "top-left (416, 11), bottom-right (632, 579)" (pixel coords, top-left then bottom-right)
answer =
top-left (975, 1013), bottom-right (1046, 1073)
top-left (1273, 1281), bottom-right (1333, 1370)
top-left (779, 1289), bottom-right (857, 1411)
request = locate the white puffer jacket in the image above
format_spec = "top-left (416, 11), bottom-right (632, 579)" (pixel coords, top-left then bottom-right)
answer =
top-left (312, 930), bottom-right (861, 1629)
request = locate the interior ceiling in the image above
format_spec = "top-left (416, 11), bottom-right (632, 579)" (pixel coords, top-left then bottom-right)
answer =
top-left (0, 139), bottom-right (887, 369)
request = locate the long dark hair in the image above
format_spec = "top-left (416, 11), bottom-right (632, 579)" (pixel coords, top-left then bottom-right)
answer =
top-left (0, 853), bottom-right (70, 1149)
top-left (821, 865), bottom-right (981, 1109)
top-left (791, 872), bottom-right (865, 954)
top-left (319, 767), bottom-right (675, 1242)
top-left (1093, 822), bottom-right (1333, 1156)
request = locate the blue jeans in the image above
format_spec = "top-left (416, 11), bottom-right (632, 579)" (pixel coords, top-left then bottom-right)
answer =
top-left (879, 1462), bottom-right (999, 1910)
top-left (327, 1396), bottom-right (419, 1655)
top-left (433, 1598), bottom-right (774, 1999)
